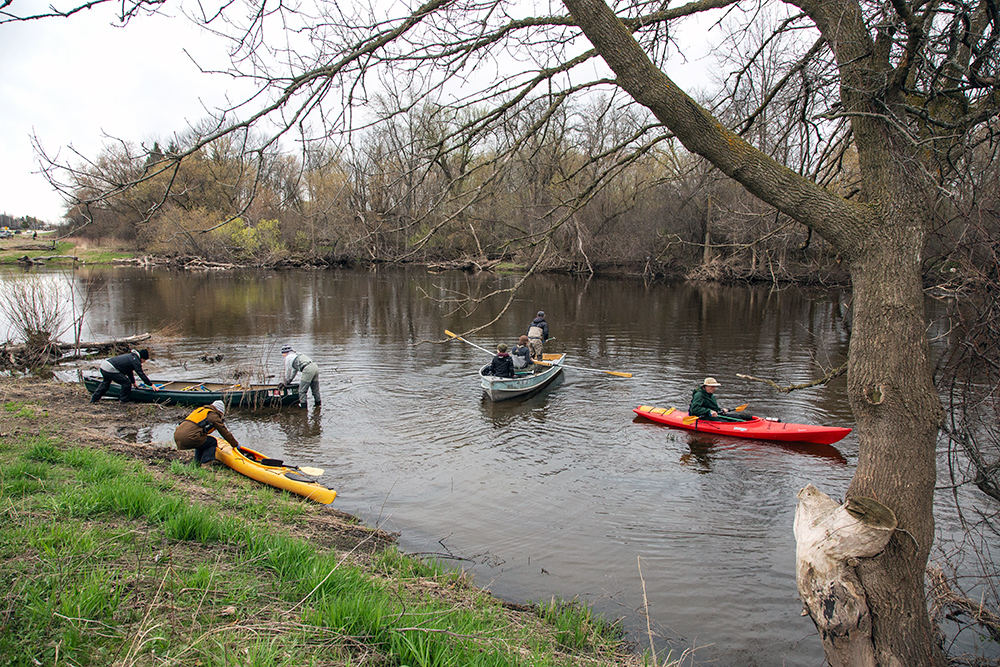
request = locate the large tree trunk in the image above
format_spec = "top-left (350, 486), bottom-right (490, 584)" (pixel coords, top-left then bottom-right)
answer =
top-left (558, 0), bottom-right (946, 663)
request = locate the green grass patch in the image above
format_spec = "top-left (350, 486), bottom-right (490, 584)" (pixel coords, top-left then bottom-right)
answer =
top-left (0, 399), bottom-right (638, 667)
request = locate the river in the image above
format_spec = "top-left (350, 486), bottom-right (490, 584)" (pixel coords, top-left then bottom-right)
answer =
top-left (5, 265), bottom-right (995, 666)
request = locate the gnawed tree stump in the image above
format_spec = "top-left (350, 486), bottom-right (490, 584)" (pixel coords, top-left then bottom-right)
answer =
top-left (794, 484), bottom-right (897, 667)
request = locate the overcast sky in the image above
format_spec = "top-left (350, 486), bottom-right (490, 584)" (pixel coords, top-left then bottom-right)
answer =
top-left (2, 3), bottom-right (717, 225)
top-left (1, 7), bottom-right (235, 223)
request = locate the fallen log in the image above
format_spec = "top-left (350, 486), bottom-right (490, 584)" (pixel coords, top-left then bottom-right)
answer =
top-left (1, 333), bottom-right (152, 368)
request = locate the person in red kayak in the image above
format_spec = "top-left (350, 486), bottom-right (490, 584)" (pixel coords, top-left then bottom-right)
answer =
top-left (689, 377), bottom-right (754, 421)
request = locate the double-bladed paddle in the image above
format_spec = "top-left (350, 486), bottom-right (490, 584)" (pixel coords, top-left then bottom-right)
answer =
top-left (681, 404), bottom-right (749, 425)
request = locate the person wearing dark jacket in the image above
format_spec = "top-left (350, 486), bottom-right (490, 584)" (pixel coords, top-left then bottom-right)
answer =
top-left (511, 335), bottom-right (532, 370)
top-left (689, 377), bottom-right (753, 421)
top-left (486, 343), bottom-right (515, 378)
top-left (526, 311), bottom-right (550, 360)
top-left (90, 348), bottom-right (156, 403)
top-left (173, 400), bottom-right (239, 464)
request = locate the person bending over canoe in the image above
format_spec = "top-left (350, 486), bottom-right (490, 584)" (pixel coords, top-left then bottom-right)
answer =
top-left (279, 344), bottom-right (321, 409)
top-left (174, 400), bottom-right (239, 465)
top-left (689, 377), bottom-right (754, 421)
top-left (485, 343), bottom-right (515, 378)
top-left (89, 348), bottom-right (157, 403)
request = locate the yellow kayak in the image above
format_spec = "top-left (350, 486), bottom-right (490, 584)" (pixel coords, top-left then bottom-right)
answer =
top-left (215, 444), bottom-right (337, 504)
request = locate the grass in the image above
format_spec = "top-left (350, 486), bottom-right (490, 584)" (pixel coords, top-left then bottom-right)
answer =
top-left (0, 399), bottom-right (645, 667)
top-left (0, 237), bottom-right (136, 264)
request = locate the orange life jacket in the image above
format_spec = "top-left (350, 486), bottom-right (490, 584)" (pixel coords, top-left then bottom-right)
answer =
top-left (184, 405), bottom-right (218, 435)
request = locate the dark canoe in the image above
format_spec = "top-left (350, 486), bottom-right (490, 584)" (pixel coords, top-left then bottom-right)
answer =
top-left (479, 353), bottom-right (566, 401)
top-left (633, 405), bottom-right (852, 445)
top-left (83, 376), bottom-right (300, 408)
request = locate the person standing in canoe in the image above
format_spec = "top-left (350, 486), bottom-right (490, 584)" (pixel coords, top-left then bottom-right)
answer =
top-left (526, 311), bottom-right (549, 360)
top-left (485, 343), bottom-right (515, 378)
top-left (89, 348), bottom-right (157, 403)
top-left (689, 377), bottom-right (754, 421)
top-left (279, 344), bottom-right (321, 409)
top-left (174, 400), bottom-right (239, 465)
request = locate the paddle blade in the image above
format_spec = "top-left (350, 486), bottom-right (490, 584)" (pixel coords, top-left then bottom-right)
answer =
top-left (733, 403), bottom-right (748, 412)
top-left (299, 466), bottom-right (324, 477)
top-left (682, 414), bottom-right (699, 425)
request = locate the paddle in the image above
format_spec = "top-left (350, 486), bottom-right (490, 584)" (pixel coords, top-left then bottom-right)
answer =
top-left (682, 404), bottom-right (749, 425)
top-left (445, 329), bottom-right (493, 356)
top-left (234, 445), bottom-right (324, 476)
top-left (532, 358), bottom-right (632, 378)
top-left (447, 329), bottom-right (633, 378)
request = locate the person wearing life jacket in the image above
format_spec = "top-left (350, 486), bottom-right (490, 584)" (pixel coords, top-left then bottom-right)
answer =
top-left (90, 348), bottom-right (157, 403)
top-left (526, 311), bottom-right (550, 361)
top-left (279, 344), bottom-right (321, 409)
top-left (689, 377), bottom-right (754, 422)
top-left (173, 400), bottom-right (239, 464)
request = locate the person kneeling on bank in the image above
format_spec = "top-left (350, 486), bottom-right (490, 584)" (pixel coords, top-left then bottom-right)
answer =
top-left (174, 400), bottom-right (240, 465)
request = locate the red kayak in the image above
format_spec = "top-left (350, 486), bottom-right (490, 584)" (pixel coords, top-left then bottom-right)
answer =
top-left (633, 405), bottom-right (852, 445)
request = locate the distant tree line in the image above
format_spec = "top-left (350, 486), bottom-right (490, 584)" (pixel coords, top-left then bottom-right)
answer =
top-left (57, 100), bottom-right (858, 282)
top-left (0, 213), bottom-right (45, 230)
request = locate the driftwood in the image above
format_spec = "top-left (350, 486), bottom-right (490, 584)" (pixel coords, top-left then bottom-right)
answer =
top-left (15, 254), bottom-right (80, 265)
top-left (1, 333), bottom-right (152, 367)
top-left (794, 484), bottom-right (897, 667)
top-left (738, 363), bottom-right (848, 393)
top-left (427, 258), bottom-right (502, 273)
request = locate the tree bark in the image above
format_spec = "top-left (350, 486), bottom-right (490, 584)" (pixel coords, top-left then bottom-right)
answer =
top-left (558, 0), bottom-right (945, 663)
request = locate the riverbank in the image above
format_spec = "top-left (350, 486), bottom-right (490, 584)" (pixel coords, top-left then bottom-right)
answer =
top-left (0, 376), bottom-right (648, 667)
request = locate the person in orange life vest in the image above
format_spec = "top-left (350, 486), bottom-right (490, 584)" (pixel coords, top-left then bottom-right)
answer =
top-left (173, 400), bottom-right (239, 465)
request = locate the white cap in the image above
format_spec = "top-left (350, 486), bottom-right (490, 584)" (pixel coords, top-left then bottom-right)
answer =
top-left (211, 400), bottom-right (225, 414)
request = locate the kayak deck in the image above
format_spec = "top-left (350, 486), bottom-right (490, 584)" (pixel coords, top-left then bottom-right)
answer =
top-left (633, 405), bottom-right (852, 445)
top-left (215, 445), bottom-right (336, 504)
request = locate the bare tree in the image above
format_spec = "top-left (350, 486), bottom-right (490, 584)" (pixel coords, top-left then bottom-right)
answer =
top-left (24, 0), bottom-right (1000, 662)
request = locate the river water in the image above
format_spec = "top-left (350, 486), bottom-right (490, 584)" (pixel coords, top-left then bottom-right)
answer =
top-left (5, 265), bottom-right (994, 666)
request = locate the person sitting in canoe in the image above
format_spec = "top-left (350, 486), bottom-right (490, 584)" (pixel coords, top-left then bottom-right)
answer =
top-left (174, 400), bottom-right (240, 465)
top-left (689, 377), bottom-right (754, 421)
top-left (484, 343), bottom-right (515, 378)
top-left (510, 335), bottom-right (532, 370)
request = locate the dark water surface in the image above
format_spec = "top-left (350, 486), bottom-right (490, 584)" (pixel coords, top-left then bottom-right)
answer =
top-left (7, 265), bottom-right (990, 665)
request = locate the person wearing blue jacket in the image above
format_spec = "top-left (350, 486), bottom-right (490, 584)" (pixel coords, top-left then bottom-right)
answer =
top-left (526, 311), bottom-right (550, 360)
top-left (90, 348), bottom-right (156, 403)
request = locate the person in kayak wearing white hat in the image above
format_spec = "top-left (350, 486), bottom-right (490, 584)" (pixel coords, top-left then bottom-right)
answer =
top-left (173, 400), bottom-right (239, 465)
top-left (279, 344), bottom-right (321, 409)
top-left (689, 377), bottom-right (753, 422)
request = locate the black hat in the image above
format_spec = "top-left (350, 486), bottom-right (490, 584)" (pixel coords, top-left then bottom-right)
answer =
top-left (138, 348), bottom-right (149, 360)
top-left (537, 310), bottom-right (545, 317)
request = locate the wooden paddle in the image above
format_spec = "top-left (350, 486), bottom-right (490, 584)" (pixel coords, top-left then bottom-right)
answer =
top-left (444, 329), bottom-right (493, 356)
top-left (447, 329), bottom-right (632, 378)
top-left (681, 404), bottom-right (748, 425)
top-left (533, 358), bottom-right (632, 378)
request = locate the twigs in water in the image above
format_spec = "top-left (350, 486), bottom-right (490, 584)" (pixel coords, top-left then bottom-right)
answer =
top-left (738, 361), bottom-right (847, 393)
